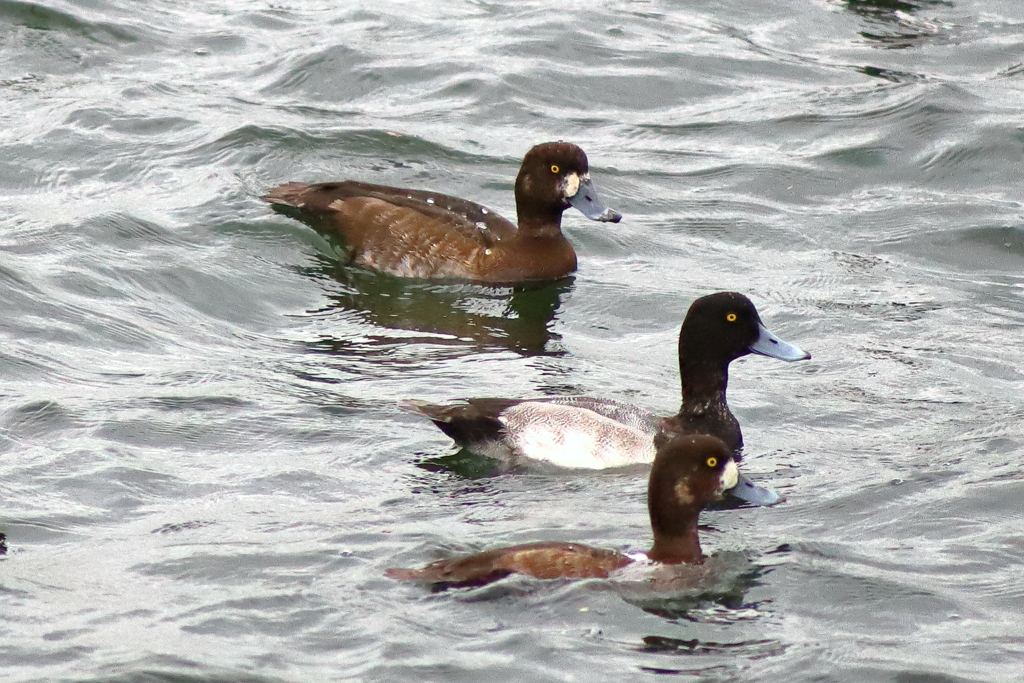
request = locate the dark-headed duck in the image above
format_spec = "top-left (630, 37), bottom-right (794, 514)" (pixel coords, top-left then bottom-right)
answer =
top-left (406, 292), bottom-right (810, 505)
top-left (386, 434), bottom-right (739, 589)
top-left (262, 142), bottom-right (621, 282)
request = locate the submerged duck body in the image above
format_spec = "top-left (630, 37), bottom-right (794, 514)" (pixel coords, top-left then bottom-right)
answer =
top-left (386, 435), bottom-right (739, 589)
top-left (406, 292), bottom-right (810, 504)
top-left (262, 142), bottom-right (621, 282)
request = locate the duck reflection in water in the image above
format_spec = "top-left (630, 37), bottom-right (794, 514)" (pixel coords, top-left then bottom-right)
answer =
top-left (638, 634), bottom-right (784, 665)
top-left (299, 256), bottom-right (572, 356)
top-left (842, 0), bottom-right (950, 50)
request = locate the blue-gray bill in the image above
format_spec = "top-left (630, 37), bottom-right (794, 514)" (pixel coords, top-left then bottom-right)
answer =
top-left (749, 322), bottom-right (811, 361)
top-left (727, 471), bottom-right (782, 506)
top-left (568, 177), bottom-right (622, 222)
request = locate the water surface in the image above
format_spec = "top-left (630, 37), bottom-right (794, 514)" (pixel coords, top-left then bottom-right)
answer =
top-left (2, 0), bottom-right (1024, 681)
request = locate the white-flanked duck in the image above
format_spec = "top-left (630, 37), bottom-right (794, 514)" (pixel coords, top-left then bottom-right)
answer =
top-left (406, 292), bottom-right (810, 505)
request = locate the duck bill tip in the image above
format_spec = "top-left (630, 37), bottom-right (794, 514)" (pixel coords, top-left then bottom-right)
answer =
top-left (567, 178), bottom-right (621, 223)
top-left (727, 471), bottom-right (783, 506)
top-left (750, 322), bottom-right (810, 362)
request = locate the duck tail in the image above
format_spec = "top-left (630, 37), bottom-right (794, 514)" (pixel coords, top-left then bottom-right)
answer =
top-left (262, 182), bottom-right (312, 207)
top-left (400, 399), bottom-right (507, 447)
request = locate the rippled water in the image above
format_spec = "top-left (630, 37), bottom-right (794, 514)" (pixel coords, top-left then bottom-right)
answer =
top-left (2, 0), bottom-right (1024, 680)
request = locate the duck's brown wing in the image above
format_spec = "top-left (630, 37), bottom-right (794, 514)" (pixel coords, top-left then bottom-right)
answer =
top-left (493, 543), bottom-right (632, 579)
top-left (386, 541), bottom-right (632, 589)
top-left (263, 181), bottom-right (518, 277)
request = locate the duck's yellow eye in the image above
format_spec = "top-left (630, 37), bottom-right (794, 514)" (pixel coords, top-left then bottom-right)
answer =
top-left (550, 165), bottom-right (560, 174)
top-left (706, 457), bottom-right (718, 468)
top-left (726, 313), bottom-right (737, 322)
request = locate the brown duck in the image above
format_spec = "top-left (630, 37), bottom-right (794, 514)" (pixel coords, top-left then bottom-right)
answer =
top-left (386, 434), bottom-right (739, 590)
top-left (262, 141), bottom-right (621, 282)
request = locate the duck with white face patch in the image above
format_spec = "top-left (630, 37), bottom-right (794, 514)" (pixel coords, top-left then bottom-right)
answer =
top-left (386, 435), bottom-right (743, 590)
top-left (263, 141), bottom-right (621, 283)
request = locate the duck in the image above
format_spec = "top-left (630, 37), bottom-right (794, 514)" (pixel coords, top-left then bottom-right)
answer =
top-left (262, 141), bottom-right (622, 282)
top-left (386, 434), bottom-right (739, 589)
top-left (405, 292), bottom-right (810, 505)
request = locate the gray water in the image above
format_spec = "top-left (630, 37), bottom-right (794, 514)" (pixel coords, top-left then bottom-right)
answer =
top-left (2, 0), bottom-right (1024, 681)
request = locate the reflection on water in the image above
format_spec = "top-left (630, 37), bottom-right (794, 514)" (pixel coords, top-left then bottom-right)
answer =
top-left (845, 0), bottom-right (950, 10)
top-left (638, 634), bottom-right (786, 676)
top-left (415, 448), bottom-right (506, 478)
top-left (404, 456), bottom-right (504, 498)
top-left (842, 0), bottom-right (953, 49)
top-left (299, 256), bottom-right (570, 356)
top-left (640, 635), bottom-right (784, 656)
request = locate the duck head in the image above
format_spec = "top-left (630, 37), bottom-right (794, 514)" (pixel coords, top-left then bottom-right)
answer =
top-left (515, 142), bottom-right (622, 229)
top-left (647, 434), bottom-right (738, 564)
